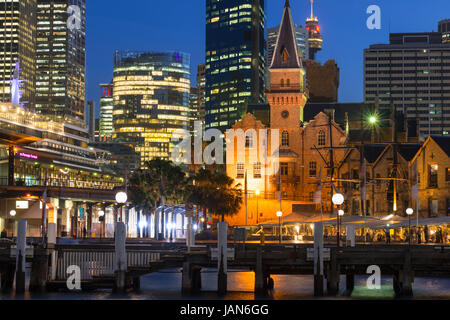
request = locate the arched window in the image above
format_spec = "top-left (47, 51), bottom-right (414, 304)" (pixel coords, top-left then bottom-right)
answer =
top-left (318, 130), bottom-right (326, 146)
top-left (282, 131), bottom-right (289, 147)
top-left (280, 79), bottom-right (284, 87)
top-left (286, 79), bottom-right (290, 87)
top-left (281, 97), bottom-right (284, 104)
top-left (273, 97), bottom-right (275, 104)
top-left (291, 97), bottom-right (294, 104)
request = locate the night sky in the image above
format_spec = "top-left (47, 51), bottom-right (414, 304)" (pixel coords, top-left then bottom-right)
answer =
top-left (86, 0), bottom-right (450, 116)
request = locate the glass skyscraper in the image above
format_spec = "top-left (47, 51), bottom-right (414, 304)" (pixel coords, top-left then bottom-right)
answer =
top-left (267, 24), bottom-right (309, 65)
top-left (0, 0), bottom-right (36, 110)
top-left (205, 0), bottom-right (265, 132)
top-left (112, 51), bottom-right (190, 167)
top-left (99, 83), bottom-right (113, 142)
top-left (35, 0), bottom-right (86, 123)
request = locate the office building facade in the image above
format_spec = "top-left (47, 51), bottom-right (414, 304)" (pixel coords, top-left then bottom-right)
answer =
top-left (99, 83), bottom-right (113, 142)
top-left (112, 51), bottom-right (190, 167)
top-left (364, 25), bottom-right (450, 138)
top-left (196, 64), bottom-right (206, 125)
top-left (35, 0), bottom-right (86, 122)
top-left (205, 0), bottom-right (265, 132)
top-left (0, 0), bottom-right (36, 110)
top-left (439, 19), bottom-right (450, 44)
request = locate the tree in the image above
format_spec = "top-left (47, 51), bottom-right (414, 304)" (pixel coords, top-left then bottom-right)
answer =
top-left (189, 168), bottom-right (242, 223)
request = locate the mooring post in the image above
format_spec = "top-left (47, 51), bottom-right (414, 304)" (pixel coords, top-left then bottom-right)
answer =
top-left (15, 220), bottom-right (27, 294)
top-left (47, 223), bottom-right (57, 281)
top-left (345, 266), bottom-right (355, 296)
top-left (254, 246), bottom-right (266, 294)
top-left (182, 261), bottom-right (192, 294)
top-left (29, 247), bottom-right (49, 293)
top-left (327, 248), bottom-right (340, 296)
top-left (314, 222), bottom-right (324, 297)
top-left (217, 222), bottom-right (228, 295)
top-left (399, 250), bottom-right (414, 297)
top-left (114, 222), bottom-right (127, 293)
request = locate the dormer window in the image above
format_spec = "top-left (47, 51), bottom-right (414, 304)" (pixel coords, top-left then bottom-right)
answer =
top-left (282, 48), bottom-right (288, 62)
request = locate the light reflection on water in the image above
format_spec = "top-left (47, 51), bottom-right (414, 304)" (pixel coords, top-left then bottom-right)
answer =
top-left (1, 269), bottom-right (449, 300)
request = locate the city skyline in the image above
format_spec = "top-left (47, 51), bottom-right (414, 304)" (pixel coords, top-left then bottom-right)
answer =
top-left (86, 0), bottom-right (450, 117)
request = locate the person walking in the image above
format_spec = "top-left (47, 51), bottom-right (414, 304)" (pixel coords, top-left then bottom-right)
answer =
top-left (386, 227), bottom-right (391, 244)
top-left (424, 225), bottom-right (429, 243)
top-left (82, 226), bottom-right (87, 239)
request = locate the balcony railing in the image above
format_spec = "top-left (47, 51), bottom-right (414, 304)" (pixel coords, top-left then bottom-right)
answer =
top-left (0, 177), bottom-right (121, 190)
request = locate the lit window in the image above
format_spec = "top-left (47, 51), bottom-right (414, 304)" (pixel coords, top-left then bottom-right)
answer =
top-left (282, 131), bottom-right (289, 147)
top-left (318, 130), bottom-right (326, 146)
top-left (309, 162), bottom-right (317, 177)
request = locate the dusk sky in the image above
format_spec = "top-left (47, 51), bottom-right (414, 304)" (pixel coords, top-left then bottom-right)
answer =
top-left (86, 0), bottom-right (450, 116)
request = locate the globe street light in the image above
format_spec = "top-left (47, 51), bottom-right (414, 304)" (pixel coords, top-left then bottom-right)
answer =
top-left (115, 191), bottom-right (127, 223)
top-left (276, 211), bottom-right (283, 244)
top-left (332, 193), bottom-right (345, 247)
top-left (406, 208), bottom-right (414, 246)
top-left (9, 210), bottom-right (16, 238)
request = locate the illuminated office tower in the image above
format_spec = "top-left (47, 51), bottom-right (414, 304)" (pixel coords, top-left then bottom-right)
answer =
top-left (99, 83), bottom-right (113, 142)
top-left (35, 0), bottom-right (86, 122)
top-left (364, 24), bottom-right (450, 137)
top-left (439, 19), bottom-right (450, 44)
top-left (205, 0), bottom-right (265, 132)
top-left (113, 51), bottom-right (190, 167)
top-left (197, 64), bottom-right (206, 125)
top-left (189, 86), bottom-right (198, 134)
top-left (0, 0), bottom-right (36, 110)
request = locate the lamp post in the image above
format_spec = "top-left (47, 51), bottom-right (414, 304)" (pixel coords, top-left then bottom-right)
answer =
top-left (256, 189), bottom-right (260, 225)
top-left (276, 211), bottom-right (283, 244)
top-left (98, 210), bottom-right (105, 238)
top-left (9, 210), bottom-right (16, 238)
top-left (115, 191), bottom-right (127, 223)
top-left (406, 208), bottom-right (414, 247)
top-left (332, 193), bottom-right (345, 247)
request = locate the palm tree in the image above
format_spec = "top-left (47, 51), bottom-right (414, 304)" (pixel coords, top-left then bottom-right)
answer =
top-left (189, 168), bottom-right (243, 223)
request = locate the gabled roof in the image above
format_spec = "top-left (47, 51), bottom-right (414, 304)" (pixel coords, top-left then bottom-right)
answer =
top-left (269, 0), bottom-right (301, 69)
top-left (431, 136), bottom-right (450, 157)
top-left (410, 136), bottom-right (450, 165)
top-left (398, 144), bottom-right (422, 162)
top-left (363, 145), bottom-right (388, 163)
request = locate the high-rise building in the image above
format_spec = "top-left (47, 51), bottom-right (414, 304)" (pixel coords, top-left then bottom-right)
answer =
top-left (196, 64), bottom-right (206, 125)
top-left (0, 0), bottom-right (36, 110)
top-left (189, 86), bottom-right (198, 134)
top-left (305, 0), bottom-right (322, 61)
top-left (112, 51), bottom-right (190, 167)
top-left (99, 83), bottom-right (113, 142)
top-left (439, 19), bottom-right (450, 44)
top-left (35, 0), bottom-right (86, 122)
top-left (205, 0), bottom-right (265, 132)
top-left (267, 24), bottom-right (309, 65)
top-left (364, 21), bottom-right (450, 138)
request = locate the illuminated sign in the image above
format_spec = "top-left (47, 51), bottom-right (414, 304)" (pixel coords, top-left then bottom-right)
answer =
top-left (19, 152), bottom-right (38, 160)
top-left (16, 201), bottom-right (29, 209)
top-left (100, 86), bottom-right (112, 97)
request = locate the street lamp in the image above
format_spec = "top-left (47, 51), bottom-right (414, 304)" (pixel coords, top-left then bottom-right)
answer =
top-left (98, 210), bottom-right (105, 238)
top-left (332, 193), bottom-right (345, 247)
top-left (256, 189), bottom-right (260, 224)
top-left (9, 210), bottom-right (16, 238)
top-left (406, 208), bottom-right (414, 246)
top-left (115, 191), bottom-right (127, 222)
top-left (276, 211), bottom-right (283, 244)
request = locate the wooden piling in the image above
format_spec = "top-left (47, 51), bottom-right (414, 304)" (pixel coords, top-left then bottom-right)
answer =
top-left (15, 221), bottom-right (27, 294)
top-left (326, 249), bottom-right (340, 296)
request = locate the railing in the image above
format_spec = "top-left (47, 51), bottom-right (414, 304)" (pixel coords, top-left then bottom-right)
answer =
top-left (0, 177), bottom-right (121, 190)
top-left (55, 250), bottom-right (161, 281)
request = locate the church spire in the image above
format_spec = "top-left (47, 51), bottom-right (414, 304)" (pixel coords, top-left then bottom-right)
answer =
top-left (270, 0), bottom-right (301, 69)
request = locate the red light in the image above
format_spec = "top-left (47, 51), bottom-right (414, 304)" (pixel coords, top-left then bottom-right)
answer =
top-left (306, 26), bottom-right (310, 30)
top-left (316, 26), bottom-right (320, 32)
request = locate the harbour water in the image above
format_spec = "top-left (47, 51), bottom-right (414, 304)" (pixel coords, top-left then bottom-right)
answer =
top-left (1, 268), bottom-right (449, 300)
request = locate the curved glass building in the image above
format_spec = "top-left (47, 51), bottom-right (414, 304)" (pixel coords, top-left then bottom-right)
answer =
top-left (112, 51), bottom-right (191, 167)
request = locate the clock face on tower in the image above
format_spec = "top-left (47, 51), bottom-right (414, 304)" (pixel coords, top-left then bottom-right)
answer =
top-left (281, 110), bottom-right (289, 119)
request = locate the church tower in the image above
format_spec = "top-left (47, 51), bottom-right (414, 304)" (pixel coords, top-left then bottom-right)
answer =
top-left (266, 0), bottom-right (308, 132)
